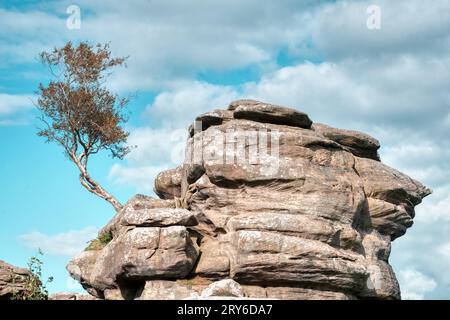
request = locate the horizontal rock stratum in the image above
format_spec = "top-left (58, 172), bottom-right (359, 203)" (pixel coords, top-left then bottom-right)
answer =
top-left (0, 260), bottom-right (31, 300)
top-left (68, 99), bottom-right (431, 300)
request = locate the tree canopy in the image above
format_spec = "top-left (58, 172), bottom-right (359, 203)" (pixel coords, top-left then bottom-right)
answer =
top-left (37, 42), bottom-right (130, 211)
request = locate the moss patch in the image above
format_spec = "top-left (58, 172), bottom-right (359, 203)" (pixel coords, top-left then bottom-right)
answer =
top-left (85, 232), bottom-right (113, 251)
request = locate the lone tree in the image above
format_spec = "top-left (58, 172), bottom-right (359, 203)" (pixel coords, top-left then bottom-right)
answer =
top-left (36, 42), bottom-right (129, 212)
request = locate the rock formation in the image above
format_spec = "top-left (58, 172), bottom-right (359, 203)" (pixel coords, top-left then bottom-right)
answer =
top-left (68, 99), bottom-right (431, 300)
top-left (49, 292), bottom-right (98, 300)
top-left (0, 260), bottom-right (31, 299)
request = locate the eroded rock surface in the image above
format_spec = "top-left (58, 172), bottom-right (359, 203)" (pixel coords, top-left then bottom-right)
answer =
top-left (49, 292), bottom-right (99, 300)
top-left (68, 99), bottom-right (431, 300)
top-left (0, 260), bottom-right (31, 300)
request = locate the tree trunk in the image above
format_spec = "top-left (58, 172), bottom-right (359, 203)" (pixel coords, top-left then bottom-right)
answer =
top-left (79, 173), bottom-right (123, 212)
top-left (70, 153), bottom-right (123, 212)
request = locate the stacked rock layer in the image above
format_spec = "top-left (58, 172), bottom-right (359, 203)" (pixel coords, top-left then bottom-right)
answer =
top-left (0, 260), bottom-right (31, 299)
top-left (68, 100), bottom-right (431, 300)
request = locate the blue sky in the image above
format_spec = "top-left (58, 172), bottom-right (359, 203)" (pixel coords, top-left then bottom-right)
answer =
top-left (1, 0), bottom-right (449, 299)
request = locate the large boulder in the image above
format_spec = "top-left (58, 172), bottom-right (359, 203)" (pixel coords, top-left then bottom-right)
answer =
top-left (68, 99), bottom-right (430, 300)
top-left (154, 167), bottom-right (183, 199)
top-left (89, 225), bottom-right (199, 291)
top-left (98, 194), bottom-right (175, 238)
top-left (229, 99), bottom-right (312, 128)
top-left (67, 250), bottom-right (103, 298)
top-left (0, 260), bottom-right (31, 300)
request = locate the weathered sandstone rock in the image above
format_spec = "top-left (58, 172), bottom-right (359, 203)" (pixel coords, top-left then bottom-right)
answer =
top-left (312, 123), bottom-right (380, 160)
top-left (120, 208), bottom-right (198, 227)
top-left (99, 194), bottom-right (175, 238)
top-left (154, 167), bottom-right (182, 199)
top-left (200, 279), bottom-right (243, 297)
top-left (90, 226), bottom-right (199, 290)
top-left (231, 100), bottom-right (312, 128)
top-left (0, 260), bottom-right (31, 300)
top-left (136, 280), bottom-right (199, 300)
top-left (49, 292), bottom-right (99, 300)
top-left (66, 250), bottom-right (103, 298)
top-left (68, 99), bottom-right (430, 300)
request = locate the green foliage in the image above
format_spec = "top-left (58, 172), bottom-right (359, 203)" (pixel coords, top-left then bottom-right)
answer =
top-left (99, 231), bottom-right (113, 244)
top-left (11, 250), bottom-right (54, 300)
top-left (85, 231), bottom-right (113, 251)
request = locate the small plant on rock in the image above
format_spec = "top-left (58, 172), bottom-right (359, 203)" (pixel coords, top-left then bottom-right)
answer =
top-left (85, 231), bottom-right (113, 251)
top-left (11, 250), bottom-right (54, 300)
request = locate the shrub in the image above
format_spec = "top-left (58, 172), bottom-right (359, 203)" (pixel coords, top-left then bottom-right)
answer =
top-left (11, 250), bottom-right (53, 300)
top-left (85, 231), bottom-right (113, 251)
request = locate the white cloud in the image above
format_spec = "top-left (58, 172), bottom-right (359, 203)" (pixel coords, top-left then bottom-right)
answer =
top-left (109, 164), bottom-right (168, 194)
top-left (298, 0), bottom-right (450, 60)
top-left (0, 0), bottom-right (315, 91)
top-left (445, 113), bottom-right (450, 126)
top-left (437, 242), bottom-right (450, 262)
top-left (398, 268), bottom-right (437, 300)
top-left (134, 54), bottom-right (450, 136)
top-left (0, 93), bottom-right (34, 116)
top-left (244, 57), bottom-right (450, 133)
top-left (411, 187), bottom-right (450, 223)
top-left (391, 208), bottom-right (450, 299)
top-left (0, 119), bottom-right (29, 126)
top-left (146, 81), bottom-right (240, 128)
top-left (2, 0), bottom-right (450, 92)
top-left (20, 226), bottom-right (98, 257)
top-left (381, 141), bottom-right (450, 190)
top-left (0, 0), bottom-right (442, 91)
top-left (0, 8), bottom-right (68, 66)
top-left (126, 127), bottom-right (187, 164)
top-left (107, 127), bottom-right (188, 191)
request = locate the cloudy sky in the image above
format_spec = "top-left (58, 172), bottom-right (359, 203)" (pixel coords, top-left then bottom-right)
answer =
top-left (0, 0), bottom-right (449, 298)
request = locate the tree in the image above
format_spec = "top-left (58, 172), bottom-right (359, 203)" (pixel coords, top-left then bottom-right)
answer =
top-left (36, 42), bottom-right (130, 212)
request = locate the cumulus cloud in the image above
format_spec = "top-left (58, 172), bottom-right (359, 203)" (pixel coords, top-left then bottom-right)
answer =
top-left (0, 119), bottom-right (29, 126)
top-left (297, 0), bottom-right (450, 60)
top-left (107, 126), bottom-right (188, 192)
top-left (398, 268), bottom-right (437, 300)
top-left (146, 82), bottom-right (240, 128)
top-left (109, 164), bottom-right (168, 194)
top-left (0, 0), bottom-right (317, 91)
top-left (245, 57), bottom-right (450, 136)
top-left (132, 54), bottom-right (450, 137)
top-left (0, 93), bottom-right (34, 115)
top-left (0, 93), bottom-right (35, 126)
top-left (19, 226), bottom-right (98, 257)
top-left (3, 0), bottom-right (450, 92)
